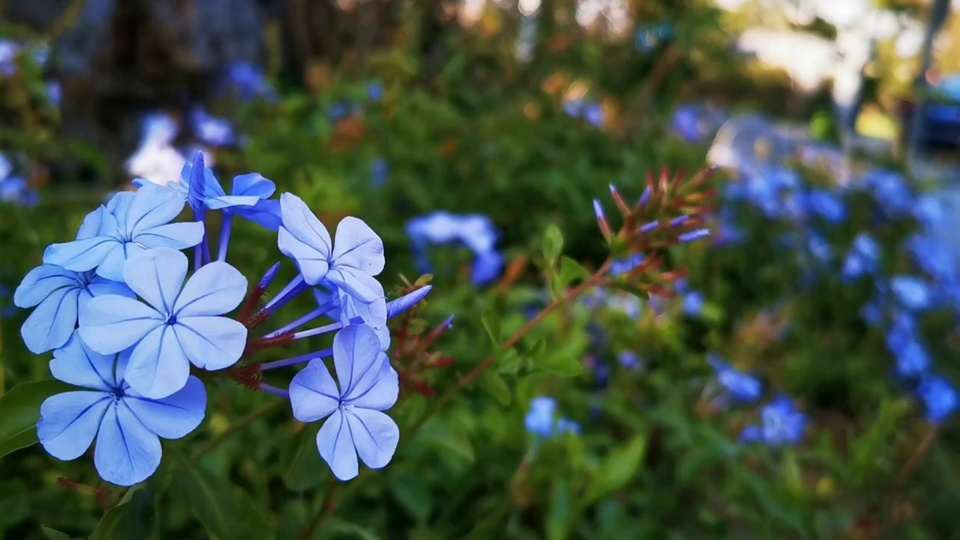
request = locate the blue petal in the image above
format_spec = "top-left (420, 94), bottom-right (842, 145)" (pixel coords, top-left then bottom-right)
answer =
top-left (278, 193), bottom-right (332, 286)
top-left (14, 265), bottom-right (78, 308)
top-left (173, 260), bottom-right (247, 317)
top-left (124, 325), bottom-right (192, 399)
top-left (205, 194), bottom-right (261, 211)
top-left (80, 275), bottom-right (136, 313)
top-left (344, 407), bottom-right (399, 470)
top-left (317, 410), bottom-right (359, 481)
top-left (123, 248), bottom-right (188, 313)
top-left (76, 206), bottom-right (108, 240)
top-left (289, 358), bottom-right (341, 422)
top-left (333, 324), bottom-right (384, 399)
top-left (21, 288), bottom-right (80, 354)
top-left (106, 191), bottom-right (135, 228)
top-left (134, 222), bottom-right (205, 250)
top-left (94, 403), bottom-right (162, 486)
top-left (124, 186), bottom-right (187, 237)
top-left (123, 376), bottom-right (206, 439)
top-left (43, 236), bottom-right (120, 273)
top-left (325, 266), bottom-right (385, 303)
top-left (78, 295), bottom-right (163, 354)
top-left (38, 391), bottom-right (111, 460)
top-left (332, 217), bottom-right (385, 276)
top-left (232, 173), bottom-right (275, 198)
top-left (174, 316), bottom-right (247, 370)
top-left (231, 199), bottom-right (281, 230)
top-left (385, 286), bottom-right (433, 319)
top-left (346, 361), bottom-right (398, 411)
top-left (95, 243), bottom-right (145, 281)
top-left (50, 334), bottom-right (117, 391)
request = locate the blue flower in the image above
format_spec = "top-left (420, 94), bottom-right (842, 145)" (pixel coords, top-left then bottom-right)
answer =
top-left (609, 254), bottom-right (645, 277)
top-left (224, 62), bottom-right (276, 101)
top-left (885, 313), bottom-right (930, 377)
top-left (368, 83), bottom-right (384, 102)
top-left (804, 189), bottom-right (847, 223)
top-left (42, 187), bottom-right (204, 281)
top-left (0, 175), bottom-right (38, 207)
top-left (203, 171), bottom-right (281, 230)
top-left (708, 354), bottom-right (762, 404)
top-left (328, 102), bottom-right (351, 121)
top-left (683, 291), bottom-right (705, 316)
top-left (288, 324), bottom-right (400, 481)
top-left (918, 375), bottom-right (958, 424)
top-left (78, 248), bottom-right (248, 399)
top-left (908, 234), bottom-right (957, 284)
top-left (37, 335), bottom-right (206, 486)
top-left (890, 275), bottom-right (936, 312)
top-left (190, 107), bottom-right (236, 148)
top-left (524, 397), bottom-right (580, 439)
top-left (278, 193), bottom-right (385, 302)
top-left (618, 351), bottom-right (644, 370)
top-left (0, 40), bottom-right (19, 76)
top-left (913, 194), bottom-right (945, 230)
top-left (371, 159), bottom-right (389, 187)
top-left (14, 265), bottom-right (134, 354)
top-left (842, 233), bottom-right (881, 281)
top-left (406, 212), bottom-right (502, 286)
top-left (741, 396), bottom-right (806, 447)
top-left (861, 169), bottom-right (913, 217)
top-left (582, 103), bottom-right (604, 127)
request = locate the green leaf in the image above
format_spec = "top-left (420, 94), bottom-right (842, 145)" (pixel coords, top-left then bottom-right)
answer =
top-left (537, 354), bottom-right (584, 377)
top-left (389, 472), bottom-right (435, 522)
top-left (280, 425), bottom-right (326, 491)
top-left (479, 370), bottom-right (512, 406)
top-left (542, 224), bottom-right (564, 264)
top-left (172, 455), bottom-right (273, 540)
top-left (41, 526), bottom-right (80, 540)
top-left (583, 435), bottom-right (646, 505)
top-left (88, 487), bottom-right (155, 540)
top-left (0, 380), bottom-right (69, 459)
top-left (481, 306), bottom-right (500, 345)
top-left (558, 256), bottom-right (590, 287)
top-left (546, 476), bottom-right (574, 540)
top-left (418, 420), bottom-right (475, 464)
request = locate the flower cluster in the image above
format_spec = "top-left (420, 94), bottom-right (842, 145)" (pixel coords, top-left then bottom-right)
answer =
top-left (0, 151), bottom-right (39, 207)
top-left (406, 211), bottom-right (504, 286)
top-left (17, 153), bottom-right (432, 486)
top-left (524, 397), bottom-right (580, 440)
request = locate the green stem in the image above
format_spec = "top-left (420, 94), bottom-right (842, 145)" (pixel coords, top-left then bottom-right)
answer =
top-left (191, 400), bottom-right (286, 459)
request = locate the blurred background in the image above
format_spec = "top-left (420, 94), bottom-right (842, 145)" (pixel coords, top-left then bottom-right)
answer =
top-left (4, 0), bottom-right (960, 538)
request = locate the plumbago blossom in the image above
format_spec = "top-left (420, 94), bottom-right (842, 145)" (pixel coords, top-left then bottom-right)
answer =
top-left (16, 153), bottom-right (434, 486)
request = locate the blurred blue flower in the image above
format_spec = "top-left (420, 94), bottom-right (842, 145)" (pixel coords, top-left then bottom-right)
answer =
top-left (0, 175), bottom-right (39, 207)
top-left (368, 83), bottom-right (384, 102)
top-left (371, 158), bottom-right (389, 187)
top-left (0, 40), bottom-right (19, 76)
top-left (289, 324), bottom-right (400, 481)
top-left (861, 169), bottom-right (913, 217)
top-left (43, 187), bottom-right (204, 281)
top-left (37, 335), bottom-right (206, 486)
top-left (741, 396), bottom-right (807, 447)
top-left (618, 351), bottom-right (644, 370)
top-left (225, 62), bottom-right (276, 101)
top-left (804, 189), bottom-right (847, 223)
top-left (683, 291), bottom-right (704, 316)
top-left (525, 397), bottom-right (579, 439)
top-left (918, 375), bottom-right (958, 424)
top-left (190, 107), bottom-right (236, 148)
top-left (406, 211), bottom-right (502, 286)
top-left (886, 313), bottom-right (930, 377)
top-left (842, 233), bottom-right (881, 281)
top-left (609, 254), bottom-right (645, 277)
top-left (908, 234), bottom-right (957, 284)
top-left (890, 275), bottom-right (937, 312)
top-left (78, 248), bottom-right (248, 399)
top-left (582, 103), bottom-right (604, 127)
top-left (328, 101), bottom-right (351, 121)
top-left (708, 354), bottom-right (762, 404)
top-left (46, 81), bottom-right (61, 106)
top-left (913, 194), bottom-right (945, 231)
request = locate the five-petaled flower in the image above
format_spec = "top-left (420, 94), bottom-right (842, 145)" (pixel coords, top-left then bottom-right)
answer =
top-left (37, 335), bottom-right (206, 486)
top-left (79, 248), bottom-right (248, 399)
top-left (289, 324), bottom-right (400, 481)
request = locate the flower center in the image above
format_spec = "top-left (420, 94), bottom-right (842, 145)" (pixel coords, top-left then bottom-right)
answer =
top-left (111, 387), bottom-right (125, 401)
top-left (164, 312), bottom-right (177, 325)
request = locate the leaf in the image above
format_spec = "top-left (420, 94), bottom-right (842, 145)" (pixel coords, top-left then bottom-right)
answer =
top-left (418, 420), bottom-right (475, 464)
top-left (558, 256), bottom-right (590, 287)
top-left (542, 224), bottom-right (564, 264)
top-left (389, 472), bottom-right (435, 522)
top-left (280, 425), bottom-right (326, 491)
top-left (479, 370), bottom-right (512, 406)
top-left (88, 487), bottom-right (155, 540)
top-left (41, 526), bottom-right (80, 540)
top-left (327, 520), bottom-right (383, 540)
top-left (546, 476), bottom-right (574, 540)
top-left (0, 380), bottom-right (69, 459)
top-left (172, 455), bottom-right (274, 540)
top-left (481, 306), bottom-right (500, 345)
top-left (538, 354), bottom-right (584, 377)
top-left (583, 435), bottom-right (646, 505)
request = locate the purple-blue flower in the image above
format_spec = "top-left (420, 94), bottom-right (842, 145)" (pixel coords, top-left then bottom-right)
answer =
top-left (278, 193), bottom-right (385, 302)
top-left (890, 275), bottom-right (936, 312)
top-left (14, 265), bottom-right (134, 354)
top-left (918, 375), bottom-right (958, 424)
top-left (406, 212), bottom-right (502, 286)
top-left (42, 186), bottom-right (204, 281)
top-left (741, 396), bottom-right (806, 447)
top-left (78, 248), bottom-right (248, 399)
top-left (37, 335), bottom-right (206, 486)
top-left (842, 233), bottom-right (881, 281)
top-left (525, 397), bottom-right (580, 439)
top-left (708, 354), bottom-right (762, 404)
top-left (288, 324), bottom-right (400, 481)
top-left (190, 107), bottom-right (236, 148)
